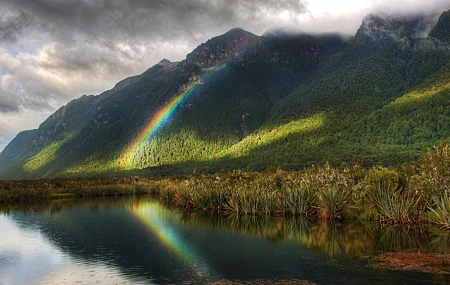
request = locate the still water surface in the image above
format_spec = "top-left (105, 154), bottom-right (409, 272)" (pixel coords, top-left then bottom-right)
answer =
top-left (0, 196), bottom-right (449, 284)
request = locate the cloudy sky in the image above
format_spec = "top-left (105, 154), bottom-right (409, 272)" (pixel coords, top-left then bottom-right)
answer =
top-left (0, 0), bottom-right (449, 152)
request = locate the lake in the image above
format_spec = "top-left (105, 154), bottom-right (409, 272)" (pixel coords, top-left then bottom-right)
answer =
top-left (0, 196), bottom-right (449, 284)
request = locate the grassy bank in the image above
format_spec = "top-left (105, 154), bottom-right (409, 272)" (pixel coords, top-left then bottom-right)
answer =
top-left (2, 143), bottom-right (450, 228)
top-left (0, 177), bottom-right (162, 202)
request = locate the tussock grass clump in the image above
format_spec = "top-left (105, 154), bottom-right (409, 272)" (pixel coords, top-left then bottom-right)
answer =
top-left (226, 183), bottom-right (278, 215)
top-left (301, 163), bottom-right (354, 221)
top-left (364, 167), bottom-right (422, 224)
top-left (278, 178), bottom-right (315, 216)
top-left (428, 193), bottom-right (450, 229)
top-left (370, 185), bottom-right (421, 224)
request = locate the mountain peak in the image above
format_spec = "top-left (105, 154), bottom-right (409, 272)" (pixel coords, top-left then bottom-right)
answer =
top-left (355, 12), bottom-right (437, 45)
top-left (429, 10), bottom-right (450, 42)
top-left (224, 27), bottom-right (247, 34)
top-left (186, 28), bottom-right (258, 66)
top-left (158, 58), bottom-right (172, 65)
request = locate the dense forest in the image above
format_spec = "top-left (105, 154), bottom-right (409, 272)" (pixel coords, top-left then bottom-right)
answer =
top-left (0, 10), bottom-right (449, 179)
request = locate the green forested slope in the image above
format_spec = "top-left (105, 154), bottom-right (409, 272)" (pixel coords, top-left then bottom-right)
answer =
top-left (0, 10), bottom-right (449, 179)
top-left (222, 57), bottom-right (450, 170)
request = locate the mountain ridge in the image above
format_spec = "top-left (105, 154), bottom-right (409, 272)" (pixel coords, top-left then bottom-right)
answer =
top-left (1, 10), bottom-right (450, 179)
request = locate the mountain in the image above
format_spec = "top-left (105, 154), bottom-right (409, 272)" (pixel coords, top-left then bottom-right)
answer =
top-left (1, 10), bottom-right (449, 179)
top-left (430, 10), bottom-right (450, 42)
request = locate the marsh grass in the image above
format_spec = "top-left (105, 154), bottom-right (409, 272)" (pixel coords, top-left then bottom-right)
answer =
top-left (317, 185), bottom-right (351, 221)
top-left (0, 177), bottom-right (163, 202)
top-left (190, 183), bottom-right (227, 211)
top-left (428, 193), bottom-right (450, 229)
top-left (370, 184), bottom-right (422, 224)
top-left (4, 143), bottom-right (450, 226)
top-left (279, 179), bottom-right (315, 216)
top-left (0, 186), bottom-right (53, 202)
top-left (157, 146), bottom-right (450, 226)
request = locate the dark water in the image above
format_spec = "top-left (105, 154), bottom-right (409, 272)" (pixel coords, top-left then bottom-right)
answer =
top-left (1, 196), bottom-right (450, 285)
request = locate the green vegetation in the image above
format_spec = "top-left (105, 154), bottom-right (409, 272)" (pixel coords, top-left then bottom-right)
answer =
top-left (429, 194), bottom-right (450, 230)
top-left (0, 177), bottom-right (160, 202)
top-left (155, 143), bottom-right (450, 228)
top-left (24, 132), bottom-right (76, 172)
top-left (3, 143), bottom-right (450, 229)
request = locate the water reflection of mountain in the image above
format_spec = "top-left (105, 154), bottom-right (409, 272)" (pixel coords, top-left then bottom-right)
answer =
top-left (4, 197), bottom-right (450, 285)
top-left (6, 197), bottom-right (214, 284)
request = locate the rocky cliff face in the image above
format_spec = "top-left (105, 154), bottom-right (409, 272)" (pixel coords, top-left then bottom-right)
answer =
top-left (185, 28), bottom-right (259, 66)
top-left (355, 12), bottom-right (439, 45)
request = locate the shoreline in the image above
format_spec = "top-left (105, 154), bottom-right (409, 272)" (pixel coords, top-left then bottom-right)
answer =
top-left (2, 143), bottom-right (450, 228)
top-left (1, 157), bottom-right (450, 228)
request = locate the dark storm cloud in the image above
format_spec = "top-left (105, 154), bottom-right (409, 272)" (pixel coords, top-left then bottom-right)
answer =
top-left (0, 10), bottom-right (34, 43)
top-left (1, 0), bottom-right (308, 44)
top-left (0, 0), bottom-right (309, 119)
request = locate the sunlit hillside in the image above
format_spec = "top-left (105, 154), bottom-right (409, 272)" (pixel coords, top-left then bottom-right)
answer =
top-left (0, 10), bottom-right (449, 179)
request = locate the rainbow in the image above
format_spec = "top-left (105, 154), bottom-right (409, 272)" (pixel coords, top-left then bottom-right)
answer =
top-left (121, 39), bottom-right (254, 167)
top-left (131, 201), bottom-right (212, 275)
top-left (120, 82), bottom-right (201, 166)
